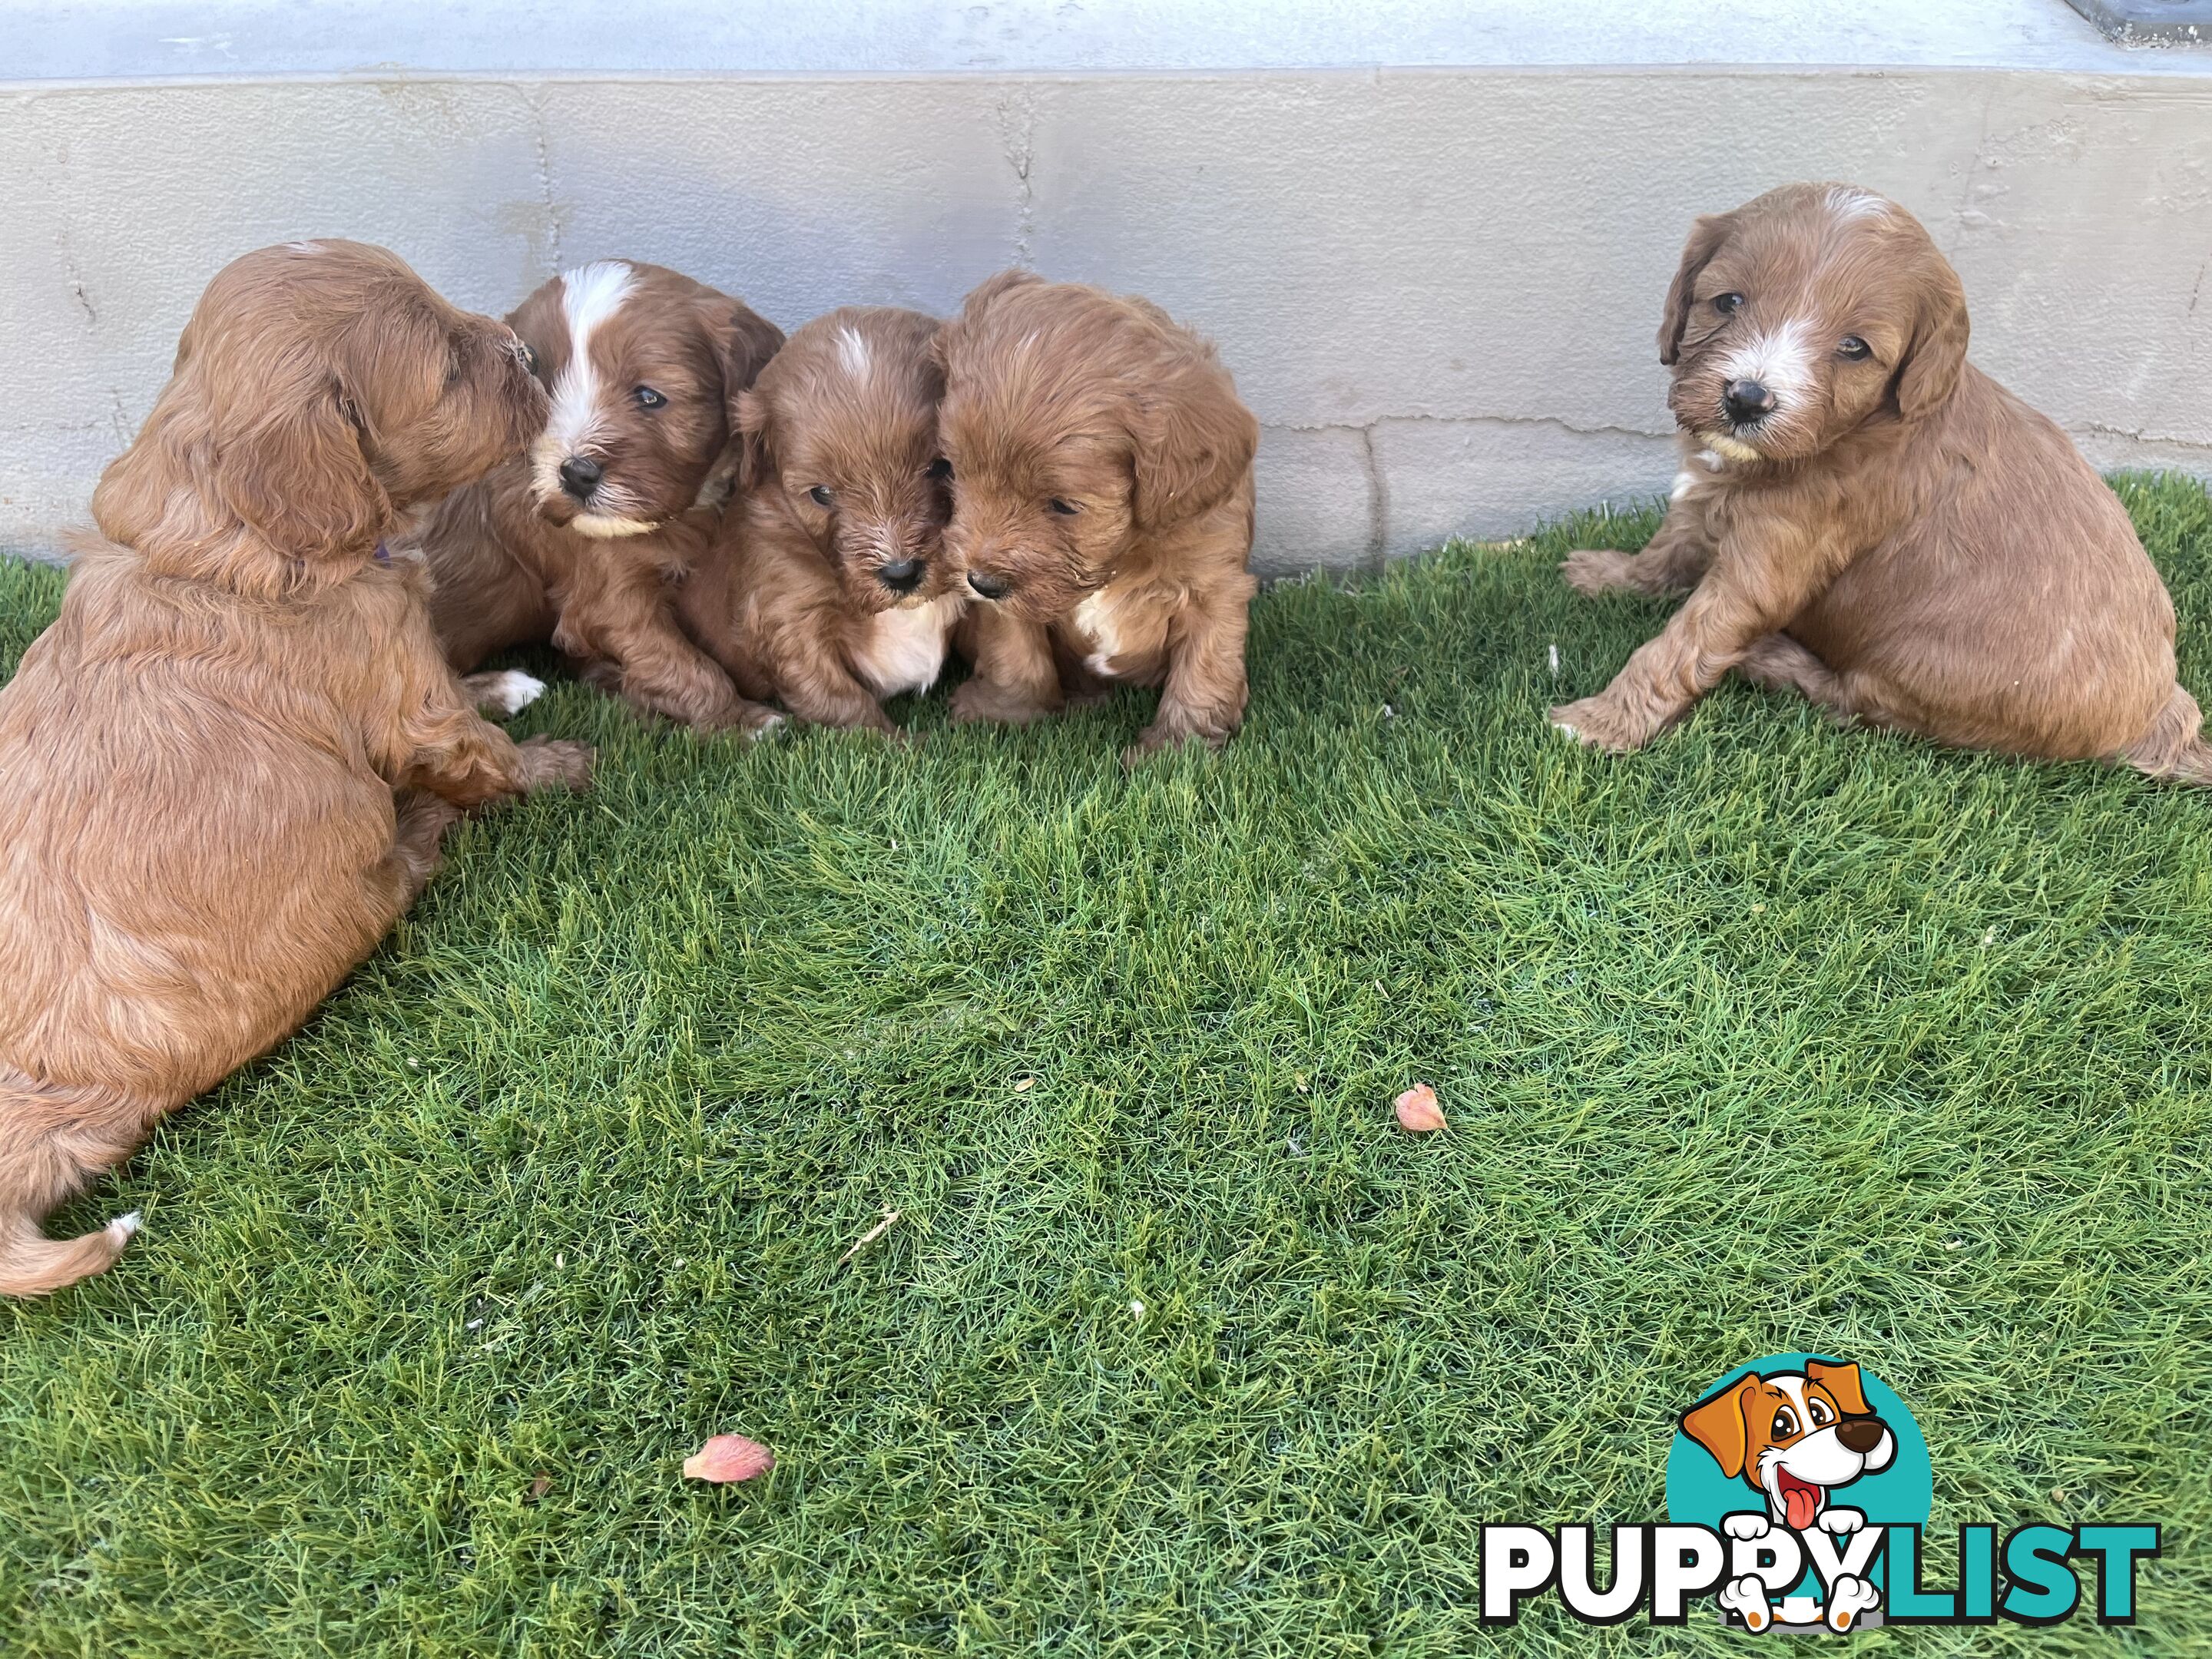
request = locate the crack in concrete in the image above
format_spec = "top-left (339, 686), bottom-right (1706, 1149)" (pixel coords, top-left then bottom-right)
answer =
top-left (995, 88), bottom-right (1038, 267)
top-left (1265, 412), bottom-right (1674, 442)
top-left (1357, 425), bottom-right (1387, 571)
top-left (521, 87), bottom-right (565, 276)
top-left (2071, 419), bottom-right (2212, 451)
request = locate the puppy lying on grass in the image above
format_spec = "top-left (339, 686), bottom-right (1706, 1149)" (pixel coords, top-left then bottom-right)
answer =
top-left (418, 260), bottom-right (787, 735)
top-left (935, 271), bottom-right (1260, 765)
top-left (0, 241), bottom-right (591, 1298)
top-left (678, 306), bottom-right (964, 733)
top-left (1553, 182), bottom-right (2212, 783)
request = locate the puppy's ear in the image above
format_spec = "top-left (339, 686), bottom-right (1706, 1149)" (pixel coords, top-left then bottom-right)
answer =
top-left (505, 278), bottom-right (567, 382)
top-left (1681, 1376), bottom-right (1759, 1480)
top-left (1127, 352), bottom-right (1259, 534)
top-left (1895, 260), bottom-right (1969, 421)
top-left (1660, 211), bottom-right (1735, 366)
top-left (1805, 1359), bottom-right (1872, 1418)
top-left (214, 375), bottom-right (389, 560)
top-left (708, 299), bottom-right (785, 422)
top-left (733, 388), bottom-right (773, 492)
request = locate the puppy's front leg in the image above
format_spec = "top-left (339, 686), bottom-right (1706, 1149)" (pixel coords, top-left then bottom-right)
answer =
top-left (1550, 523), bottom-right (1848, 752)
top-left (558, 605), bottom-right (783, 738)
top-left (1127, 575), bottom-right (1257, 765)
top-left (1561, 500), bottom-right (1717, 598)
top-left (951, 606), bottom-right (1064, 727)
top-left (379, 621), bottom-right (593, 808)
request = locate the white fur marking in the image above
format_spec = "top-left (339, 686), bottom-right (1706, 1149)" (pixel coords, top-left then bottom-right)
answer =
top-left (853, 594), bottom-right (963, 697)
top-left (533, 260), bottom-right (637, 512)
top-left (1723, 317), bottom-right (1816, 409)
top-left (1825, 186), bottom-right (1889, 224)
top-left (108, 1212), bottom-right (142, 1241)
top-left (1671, 469), bottom-right (1696, 501)
top-left (836, 326), bottom-right (873, 381)
top-left (475, 671), bottom-right (546, 717)
top-left (1074, 588), bottom-right (1124, 678)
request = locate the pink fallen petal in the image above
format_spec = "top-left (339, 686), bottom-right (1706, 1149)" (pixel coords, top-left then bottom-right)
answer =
top-left (1394, 1082), bottom-right (1447, 1133)
top-left (683, 1433), bottom-right (775, 1484)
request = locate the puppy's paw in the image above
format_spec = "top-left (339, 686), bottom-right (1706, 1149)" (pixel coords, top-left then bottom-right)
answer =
top-left (1721, 1512), bottom-right (1773, 1542)
top-left (1123, 723), bottom-right (1229, 770)
top-left (725, 699), bottom-right (786, 741)
top-left (1825, 1575), bottom-right (1880, 1632)
top-left (514, 735), bottom-right (594, 793)
top-left (1717, 1575), bottom-right (1773, 1631)
top-left (1548, 695), bottom-right (1655, 753)
top-left (1818, 1506), bottom-right (1865, 1536)
top-left (462, 669), bottom-right (548, 719)
top-left (1560, 548), bottom-right (1643, 595)
top-left (950, 678), bottom-right (1055, 727)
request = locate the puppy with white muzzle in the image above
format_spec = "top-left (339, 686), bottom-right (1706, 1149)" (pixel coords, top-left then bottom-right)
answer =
top-left (416, 260), bottom-right (787, 733)
top-left (1553, 183), bottom-right (2212, 784)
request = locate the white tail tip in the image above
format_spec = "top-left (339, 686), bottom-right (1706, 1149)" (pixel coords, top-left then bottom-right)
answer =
top-left (108, 1211), bottom-right (142, 1242)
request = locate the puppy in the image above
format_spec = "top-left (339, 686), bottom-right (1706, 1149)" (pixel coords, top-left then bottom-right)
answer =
top-left (0, 240), bottom-right (590, 1298)
top-left (1681, 1358), bottom-right (1896, 1633)
top-left (677, 306), bottom-right (963, 733)
top-left (1552, 183), bottom-right (2211, 783)
top-left (416, 260), bottom-right (786, 733)
top-left (935, 271), bottom-right (1260, 764)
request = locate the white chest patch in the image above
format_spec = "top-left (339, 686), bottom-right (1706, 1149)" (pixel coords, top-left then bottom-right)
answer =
top-left (853, 593), bottom-right (962, 697)
top-left (1073, 588), bottom-right (1127, 679)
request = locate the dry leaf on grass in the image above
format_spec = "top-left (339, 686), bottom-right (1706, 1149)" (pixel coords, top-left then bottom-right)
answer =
top-left (525, 1473), bottom-right (553, 1502)
top-left (683, 1433), bottom-right (775, 1484)
top-left (1013, 1077), bottom-right (1035, 1092)
top-left (1394, 1082), bottom-right (1447, 1133)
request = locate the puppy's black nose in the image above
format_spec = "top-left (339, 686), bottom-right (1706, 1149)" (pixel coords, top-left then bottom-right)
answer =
top-left (878, 558), bottom-right (924, 594)
top-left (1836, 1416), bottom-right (1887, 1455)
top-left (967, 571), bottom-right (1012, 601)
top-left (558, 456), bottom-right (604, 502)
top-left (1723, 379), bottom-right (1776, 425)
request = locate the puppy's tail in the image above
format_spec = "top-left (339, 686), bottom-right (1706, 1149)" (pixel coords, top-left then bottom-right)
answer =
top-left (0, 1068), bottom-right (146, 1299)
top-left (2124, 686), bottom-right (2212, 787)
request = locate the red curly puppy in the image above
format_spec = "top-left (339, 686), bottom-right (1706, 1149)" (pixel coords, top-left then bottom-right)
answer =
top-left (935, 271), bottom-right (1260, 765)
top-left (417, 260), bottom-right (786, 734)
top-left (1554, 183), bottom-right (2210, 782)
top-left (679, 306), bottom-right (964, 733)
top-left (0, 241), bottom-right (591, 1298)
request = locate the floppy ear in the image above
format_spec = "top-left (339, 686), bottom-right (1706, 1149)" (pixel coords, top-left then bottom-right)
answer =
top-left (1660, 211), bottom-right (1735, 366)
top-left (1805, 1359), bottom-right (1872, 1417)
top-left (1895, 260), bottom-right (1969, 421)
top-left (1681, 1376), bottom-right (1759, 1479)
top-left (1128, 353), bottom-right (1259, 534)
top-left (212, 376), bottom-right (389, 561)
top-left (708, 299), bottom-right (784, 422)
top-left (733, 388), bottom-right (773, 493)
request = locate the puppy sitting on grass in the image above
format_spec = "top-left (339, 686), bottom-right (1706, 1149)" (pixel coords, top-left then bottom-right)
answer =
top-left (677, 306), bottom-right (964, 733)
top-left (1553, 182), bottom-right (2212, 783)
top-left (935, 271), bottom-right (1260, 765)
top-left (417, 260), bottom-right (787, 735)
top-left (0, 242), bottom-right (591, 1298)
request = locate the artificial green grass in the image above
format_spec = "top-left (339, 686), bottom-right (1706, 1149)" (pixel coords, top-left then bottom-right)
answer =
top-left (4, 476), bottom-right (2212, 1657)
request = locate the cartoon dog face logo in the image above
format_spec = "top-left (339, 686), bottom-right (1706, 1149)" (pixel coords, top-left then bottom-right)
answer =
top-left (1681, 1358), bottom-right (1896, 1536)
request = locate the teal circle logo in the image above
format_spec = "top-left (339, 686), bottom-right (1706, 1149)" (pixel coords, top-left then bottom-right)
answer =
top-left (1667, 1354), bottom-right (1932, 1631)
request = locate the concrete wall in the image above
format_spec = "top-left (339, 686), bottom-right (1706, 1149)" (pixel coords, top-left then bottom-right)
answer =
top-left (5, 4), bottom-right (2211, 574)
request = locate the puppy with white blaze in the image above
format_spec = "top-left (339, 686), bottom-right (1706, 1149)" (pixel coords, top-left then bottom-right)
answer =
top-left (415, 260), bottom-right (787, 734)
top-left (1552, 182), bottom-right (2212, 784)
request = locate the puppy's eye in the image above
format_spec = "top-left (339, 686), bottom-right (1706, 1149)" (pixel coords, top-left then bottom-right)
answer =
top-left (634, 386), bottom-right (667, 409)
top-left (1712, 293), bottom-right (1744, 316)
top-left (1048, 498), bottom-right (1081, 515)
top-left (1837, 336), bottom-right (1872, 361)
top-left (1772, 1408), bottom-right (1798, 1439)
top-left (808, 485), bottom-right (834, 508)
top-left (927, 458), bottom-right (953, 482)
top-left (1810, 1399), bottom-right (1833, 1426)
